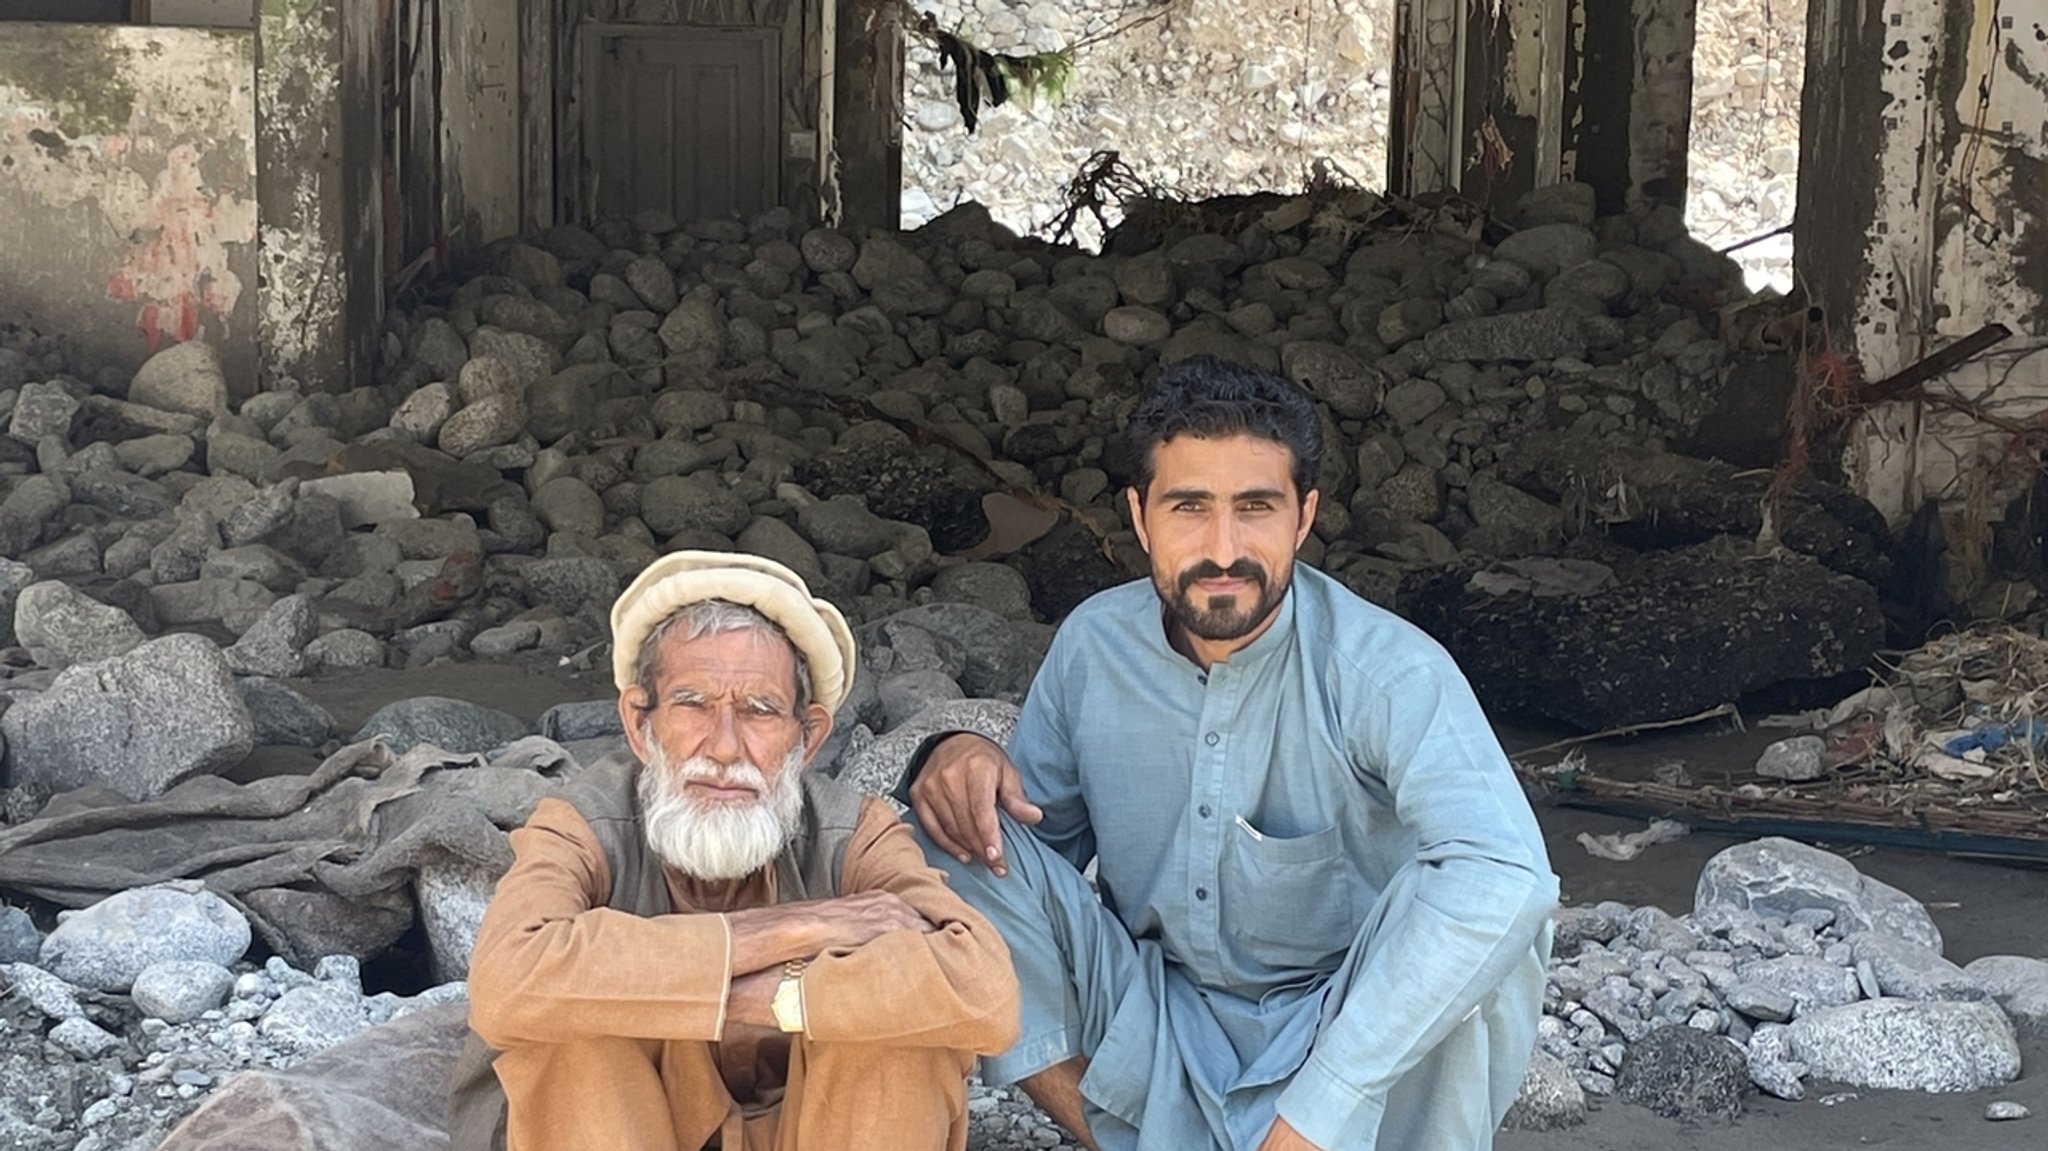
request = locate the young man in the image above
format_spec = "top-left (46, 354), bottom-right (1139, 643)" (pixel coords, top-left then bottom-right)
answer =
top-left (453, 551), bottom-right (1019, 1151)
top-left (906, 357), bottom-right (1558, 1150)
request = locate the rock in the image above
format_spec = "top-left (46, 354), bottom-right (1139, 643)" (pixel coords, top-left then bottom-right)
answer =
top-left (12, 580), bottom-right (145, 668)
top-left (48, 1016), bottom-right (122, 1058)
top-left (1381, 378), bottom-right (1447, 428)
top-left (150, 578), bottom-right (277, 633)
top-left (224, 594), bottom-right (317, 678)
top-left (523, 557), bottom-right (621, 616)
top-left (1726, 983), bottom-right (1796, 1023)
top-left (130, 342), bottom-right (229, 417)
top-left (1964, 955), bottom-right (2048, 1031)
top-left (878, 669), bottom-right (967, 730)
top-left (1494, 223), bottom-right (1599, 278)
top-left (1986, 1101), bottom-right (2032, 1121)
top-left (417, 857), bottom-right (496, 983)
top-left (1732, 956), bottom-right (1865, 1015)
top-left (153, 1002), bottom-right (467, 1151)
top-left (1, 961), bottom-right (84, 1019)
top-left (113, 432), bottom-right (196, 477)
top-left (531, 477), bottom-right (607, 536)
top-left (1788, 999), bottom-right (2020, 1092)
top-left (1103, 306), bottom-right (1173, 347)
top-left (307, 629), bottom-right (385, 671)
top-left (39, 882), bottom-right (251, 992)
top-left (300, 471), bottom-right (420, 529)
top-left (352, 696), bottom-right (530, 755)
top-left (240, 887), bottom-right (413, 967)
top-left (1694, 838), bottom-right (1943, 953)
top-left (1423, 307), bottom-right (1588, 362)
top-left (238, 677), bottom-right (335, 747)
top-left (2, 633), bottom-right (254, 801)
top-left (930, 562), bottom-right (1035, 621)
top-left (259, 983), bottom-right (371, 1056)
top-left (1281, 342), bottom-right (1384, 420)
top-left (798, 443), bottom-right (990, 554)
top-left (657, 288), bottom-right (727, 376)
top-left (9, 380), bottom-right (80, 442)
top-left (640, 473), bottom-right (751, 539)
top-left (1849, 933), bottom-right (1985, 1002)
top-left (736, 516), bottom-right (828, 592)
top-left (1744, 1022), bottom-right (1807, 1100)
top-left (1615, 1024), bottom-right (1748, 1120)
top-left (1399, 544), bottom-right (1885, 731)
top-left (867, 603), bottom-right (1041, 699)
top-left (0, 907), bottom-right (39, 965)
top-left (1501, 1050), bottom-right (1588, 1131)
top-left (1755, 736), bottom-right (1828, 781)
top-left (130, 959), bottom-right (237, 1023)
top-left (438, 394), bottom-right (525, 458)
top-left (798, 495), bottom-right (900, 558)
top-left (836, 698), bottom-right (1019, 797)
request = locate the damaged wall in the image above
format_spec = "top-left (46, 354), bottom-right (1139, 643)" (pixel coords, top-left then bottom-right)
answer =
top-left (0, 23), bottom-right (259, 389)
top-left (1799, 0), bottom-right (2048, 548)
top-left (1396, 0), bottom-right (1692, 214)
top-left (256, 0), bottom-right (350, 394)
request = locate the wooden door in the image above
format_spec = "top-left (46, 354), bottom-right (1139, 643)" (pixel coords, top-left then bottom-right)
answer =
top-left (583, 24), bottom-right (779, 223)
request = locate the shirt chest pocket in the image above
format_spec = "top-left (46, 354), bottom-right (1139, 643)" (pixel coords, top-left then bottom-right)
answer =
top-left (1218, 818), bottom-right (1360, 973)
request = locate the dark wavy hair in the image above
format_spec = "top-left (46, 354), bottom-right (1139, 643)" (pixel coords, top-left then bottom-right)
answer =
top-left (1125, 356), bottom-right (1322, 503)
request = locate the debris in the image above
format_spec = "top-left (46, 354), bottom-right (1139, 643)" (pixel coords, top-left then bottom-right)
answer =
top-left (1577, 819), bottom-right (1691, 861)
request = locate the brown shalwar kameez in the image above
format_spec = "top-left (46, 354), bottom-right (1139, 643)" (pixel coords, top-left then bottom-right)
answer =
top-left (465, 794), bottom-right (1020, 1151)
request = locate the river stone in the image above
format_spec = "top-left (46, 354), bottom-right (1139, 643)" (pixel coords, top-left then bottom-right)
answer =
top-left (40, 882), bottom-right (252, 992)
top-left (0, 907), bottom-right (39, 965)
top-left (836, 698), bottom-right (1020, 797)
top-left (438, 394), bottom-right (526, 458)
top-left (9, 380), bottom-right (80, 442)
top-left (353, 696), bottom-right (530, 755)
top-left (130, 341), bottom-right (229, 417)
top-left (797, 495), bottom-right (899, 558)
top-left (260, 983), bottom-right (372, 1056)
top-left (2, 632), bottom-right (254, 800)
top-left (131, 959), bottom-right (237, 1023)
top-left (224, 593), bottom-right (317, 678)
top-left (1694, 837), bottom-right (1942, 953)
top-left (1755, 736), bottom-right (1828, 781)
top-left (1281, 341), bottom-right (1384, 420)
top-left (523, 557), bottom-right (621, 615)
top-left (1788, 999), bottom-right (2020, 1092)
top-left (1500, 1050), bottom-right (1587, 1131)
top-left (49, 1016), bottom-right (122, 1059)
top-left (12, 580), bottom-right (145, 668)
top-left (930, 562), bottom-right (1035, 621)
top-left (641, 473), bottom-right (751, 538)
top-left (239, 677), bottom-right (334, 748)
top-left (1, 961), bottom-right (84, 1020)
top-left (1963, 956), bottom-right (2048, 1031)
top-left (417, 858), bottom-right (498, 984)
top-left (1615, 1024), bottom-right (1748, 1120)
top-left (1849, 932), bottom-right (1986, 1003)
top-left (1423, 307), bottom-right (1588, 363)
top-left (1734, 955), bottom-right (1863, 1015)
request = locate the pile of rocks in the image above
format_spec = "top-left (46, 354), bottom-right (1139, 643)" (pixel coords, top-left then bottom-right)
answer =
top-left (1517, 836), bottom-right (2044, 1130)
top-left (0, 179), bottom-right (1898, 797)
top-left (0, 883), bottom-right (465, 1151)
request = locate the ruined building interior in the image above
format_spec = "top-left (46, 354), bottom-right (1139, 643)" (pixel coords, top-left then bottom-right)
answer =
top-left (0, 0), bottom-right (2045, 1148)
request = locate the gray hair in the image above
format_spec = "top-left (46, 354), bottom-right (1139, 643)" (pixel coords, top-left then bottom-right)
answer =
top-left (630, 598), bottom-right (816, 723)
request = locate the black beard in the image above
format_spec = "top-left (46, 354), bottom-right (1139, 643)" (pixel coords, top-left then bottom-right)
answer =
top-left (1162, 559), bottom-right (1287, 642)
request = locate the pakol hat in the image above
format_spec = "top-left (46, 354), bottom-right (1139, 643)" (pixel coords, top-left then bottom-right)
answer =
top-left (610, 550), bottom-right (856, 714)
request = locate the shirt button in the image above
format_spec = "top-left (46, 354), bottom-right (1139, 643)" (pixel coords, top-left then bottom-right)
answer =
top-left (1198, 804), bottom-right (1212, 818)
top-left (1195, 886), bottom-right (1209, 901)
top-left (1205, 732), bottom-right (1220, 746)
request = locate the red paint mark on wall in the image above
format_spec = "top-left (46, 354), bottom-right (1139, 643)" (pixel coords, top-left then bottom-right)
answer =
top-left (104, 144), bottom-right (251, 352)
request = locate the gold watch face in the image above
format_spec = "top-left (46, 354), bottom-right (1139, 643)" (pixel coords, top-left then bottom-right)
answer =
top-left (772, 977), bottom-right (804, 1031)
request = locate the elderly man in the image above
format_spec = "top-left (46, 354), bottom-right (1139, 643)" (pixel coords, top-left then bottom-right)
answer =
top-left (905, 357), bottom-right (1559, 1150)
top-left (450, 551), bottom-right (1020, 1151)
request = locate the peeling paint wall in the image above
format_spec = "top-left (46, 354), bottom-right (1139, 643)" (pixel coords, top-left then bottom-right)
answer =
top-left (1800, 0), bottom-right (2048, 540)
top-left (1394, 0), bottom-right (1461, 196)
top-left (0, 24), bottom-right (259, 389)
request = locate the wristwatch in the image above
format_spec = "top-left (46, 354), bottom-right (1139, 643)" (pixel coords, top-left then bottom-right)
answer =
top-left (770, 960), bottom-right (807, 1033)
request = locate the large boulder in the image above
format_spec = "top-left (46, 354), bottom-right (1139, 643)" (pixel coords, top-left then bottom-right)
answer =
top-left (1963, 955), bottom-right (2048, 1032)
top-left (351, 696), bottom-right (530, 756)
top-left (835, 699), bottom-right (1019, 797)
top-left (11, 580), bottom-right (145, 668)
top-left (39, 881), bottom-right (251, 992)
top-left (1787, 999), bottom-right (2020, 1092)
top-left (2, 633), bottom-right (254, 800)
top-left (1397, 543), bottom-right (1886, 730)
top-left (155, 1002), bottom-right (467, 1151)
top-left (1694, 838), bottom-right (1943, 953)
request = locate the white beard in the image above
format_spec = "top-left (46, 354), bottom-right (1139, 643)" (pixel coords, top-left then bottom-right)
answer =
top-left (637, 739), bottom-right (808, 881)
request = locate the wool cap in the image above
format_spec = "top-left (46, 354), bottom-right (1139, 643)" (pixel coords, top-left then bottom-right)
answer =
top-left (610, 550), bottom-right (856, 713)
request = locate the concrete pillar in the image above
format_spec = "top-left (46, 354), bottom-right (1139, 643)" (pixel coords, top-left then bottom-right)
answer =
top-left (1563, 0), bottom-right (1695, 215)
top-left (255, 0), bottom-right (380, 395)
top-left (833, 0), bottom-right (904, 231)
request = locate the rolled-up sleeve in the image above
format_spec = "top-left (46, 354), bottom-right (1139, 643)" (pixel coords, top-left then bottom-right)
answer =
top-left (466, 798), bottom-right (736, 1049)
top-left (1274, 650), bottom-right (1560, 1147)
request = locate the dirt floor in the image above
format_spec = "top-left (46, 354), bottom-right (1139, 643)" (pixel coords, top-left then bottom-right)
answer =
top-left (280, 663), bottom-right (2046, 1148)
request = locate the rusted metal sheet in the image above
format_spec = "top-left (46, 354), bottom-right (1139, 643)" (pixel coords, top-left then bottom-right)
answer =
top-left (0, 23), bottom-right (259, 389)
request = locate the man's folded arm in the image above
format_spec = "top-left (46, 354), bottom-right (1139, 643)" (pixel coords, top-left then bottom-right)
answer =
top-left (798, 801), bottom-right (1023, 1053)
top-left (465, 798), bottom-right (736, 1050)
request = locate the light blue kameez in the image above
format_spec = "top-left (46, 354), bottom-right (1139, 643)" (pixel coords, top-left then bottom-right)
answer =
top-left (912, 565), bottom-right (1559, 1150)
